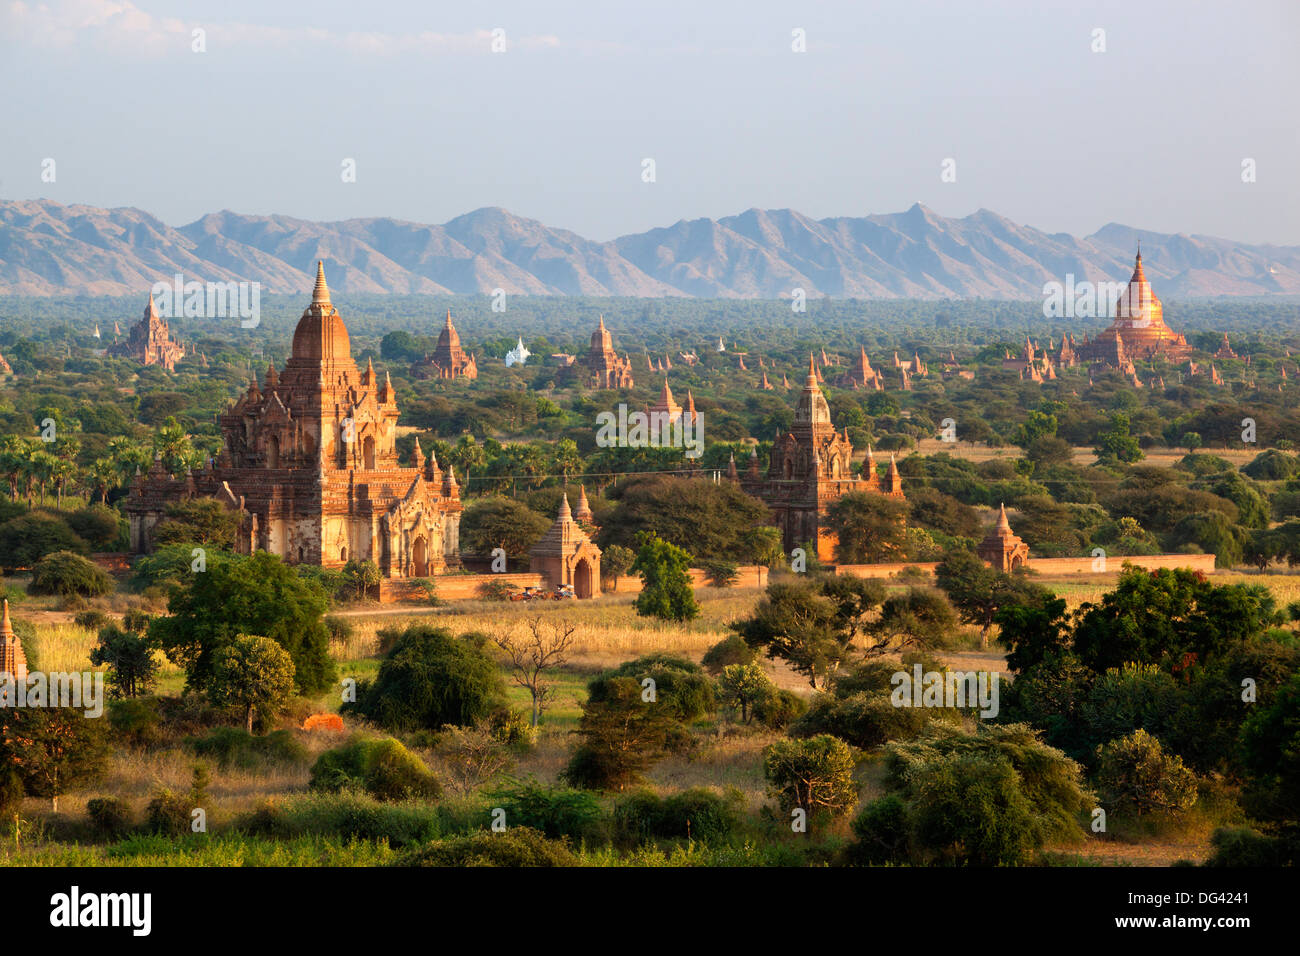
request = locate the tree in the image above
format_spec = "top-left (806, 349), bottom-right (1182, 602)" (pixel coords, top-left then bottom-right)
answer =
top-left (340, 558), bottom-right (381, 602)
top-left (207, 635), bottom-right (297, 733)
top-left (348, 625), bottom-right (505, 732)
top-left (0, 512), bottom-right (86, 570)
top-left (29, 550), bottom-right (114, 597)
top-left (731, 581), bottom-right (844, 689)
top-left (149, 551), bottom-right (336, 695)
top-left (598, 475), bottom-right (769, 561)
top-left (762, 735), bottom-right (858, 818)
top-left (1095, 729), bottom-right (1198, 817)
top-left (864, 588), bottom-right (959, 657)
top-left (151, 499), bottom-right (240, 549)
top-left (1095, 412), bottom-right (1143, 463)
top-left (824, 492), bottom-right (908, 563)
top-left (460, 497), bottom-right (551, 563)
top-left (89, 619), bottom-right (158, 699)
top-left (564, 675), bottom-right (691, 790)
top-left (0, 707), bottom-right (109, 811)
top-left (630, 533), bottom-right (699, 622)
top-left (935, 549), bottom-right (1046, 647)
top-left (599, 543), bottom-right (635, 590)
top-left (719, 663), bottom-right (775, 724)
top-left (492, 617), bottom-right (576, 727)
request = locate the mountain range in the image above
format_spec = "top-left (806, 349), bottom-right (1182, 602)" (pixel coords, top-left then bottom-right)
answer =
top-left (3, 198), bottom-right (1298, 299)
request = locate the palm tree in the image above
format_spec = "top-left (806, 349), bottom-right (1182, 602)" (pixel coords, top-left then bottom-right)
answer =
top-left (88, 458), bottom-right (117, 505)
top-left (0, 436), bottom-right (32, 502)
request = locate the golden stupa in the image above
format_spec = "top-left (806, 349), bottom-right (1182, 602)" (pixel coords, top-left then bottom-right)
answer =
top-left (1080, 249), bottom-right (1191, 364)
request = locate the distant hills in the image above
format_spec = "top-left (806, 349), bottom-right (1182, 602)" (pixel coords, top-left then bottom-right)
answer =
top-left (3, 198), bottom-right (1299, 299)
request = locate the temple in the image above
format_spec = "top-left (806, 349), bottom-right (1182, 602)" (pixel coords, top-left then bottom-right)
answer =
top-left (529, 494), bottom-right (602, 598)
top-left (741, 356), bottom-right (903, 559)
top-left (412, 310), bottom-right (478, 380)
top-left (0, 600), bottom-right (27, 680)
top-left (978, 503), bottom-right (1029, 571)
top-left (110, 293), bottom-right (186, 371)
top-left (1078, 251), bottom-right (1191, 367)
top-left (561, 317), bottom-right (634, 388)
top-left (126, 263), bottom-right (463, 579)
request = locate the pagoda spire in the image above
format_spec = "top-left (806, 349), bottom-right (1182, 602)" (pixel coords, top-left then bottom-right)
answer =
top-left (312, 261), bottom-right (331, 306)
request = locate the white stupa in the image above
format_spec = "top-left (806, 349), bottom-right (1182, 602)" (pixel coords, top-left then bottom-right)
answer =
top-left (505, 336), bottom-right (531, 367)
top-left (717, 337), bottom-right (726, 352)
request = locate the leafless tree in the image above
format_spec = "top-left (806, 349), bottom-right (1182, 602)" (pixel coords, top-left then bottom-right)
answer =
top-left (493, 617), bottom-right (577, 726)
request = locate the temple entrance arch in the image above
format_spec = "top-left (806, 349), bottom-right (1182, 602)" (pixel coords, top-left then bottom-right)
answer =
top-left (574, 558), bottom-right (594, 599)
top-left (267, 435), bottom-right (280, 469)
top-left (362, 435), bottom-right (376, 469)
top-left (412, 536), bottom-right (429, 577)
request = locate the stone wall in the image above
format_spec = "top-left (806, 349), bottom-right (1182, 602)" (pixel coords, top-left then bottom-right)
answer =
top-left (379, 565), bottom-right (770, 604)
top-left (833, 553), bottom-right (1218, 580)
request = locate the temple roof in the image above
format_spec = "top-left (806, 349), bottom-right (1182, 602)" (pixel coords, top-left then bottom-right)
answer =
top-left (290, 262), bottom-right (352, 364)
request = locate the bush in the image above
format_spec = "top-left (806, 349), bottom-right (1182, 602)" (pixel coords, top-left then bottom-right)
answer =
top-left (145, 788), bottom-right (194, 836)
top-left (602, 654), bottom-right (717, 721)
top-left (189, 727), bottom-right (309, 770)
top-left (564, 676), bottom-right (693, 791)
top-left (848, 794), bottom-right (911, 865)
top-left (613, 787), bottom-right (743, 846)
top-left (394, 827), bottom-right (578, 867)
top-left (67, 505), bottom-right (123, 550)
top-left (476, 578), bottom-right (515, 602)
top-left (718, 663), bottom-right (774, 724)
top-left (1095, 729), bottom-right (1197, 817)
top-left (107, 697), bottom-right (164, 748)
top-left (792, 691), bottom-right (940, 750)
top-left (701, 560), bottom-right (739, 588)
top-left (348, 625), bottom-right (504, 732)
top-left (0, 512), bottom-right (86, 569)
top-left (489, 779), bottom-right (605, 842)
top-left (29, 550), bottom-right (113, 597)
top-left (907, 751), bottom-right (1043, 865)
top-left (87, 796), bottom-right (134, 838)
top-left (701, 634), bottom-right (757, 675)
top-left (74, 609), bottom-right (110, 631)
top-left (752, 689), bottom-right (807, 730)
top-left (310, 735), bottom-right (442, 802)
top-left (1205, 826), bottom-right (1298, 867)
top-left (0, 769), bottom-right (23, 818)
top-left (762, 735), bottom-right (858, 818)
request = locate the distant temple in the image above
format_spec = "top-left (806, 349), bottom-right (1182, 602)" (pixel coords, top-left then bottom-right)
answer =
top-left (834, 347), bottom-right (885, 391)
top-left (411, 311), bottom-right (478, 380)
top-left (978, 503), bottom-right (1029, 572)
top-left (127, 263), bottom-right (463, 581)
top-left (505, 337), bottom-right (531, 367)
top-left (529, 493), bottom-right (601, 598)
top-left (741, 356), bottom-right (903, 559)
top-left (1078, 251), bottom-right (1191, 368)
top-left (561, 317), bottom-right (634, 389)
top-left (110, 293), bottom-right (186, 371)
top-left (0, 600), bottom-right (27, 681)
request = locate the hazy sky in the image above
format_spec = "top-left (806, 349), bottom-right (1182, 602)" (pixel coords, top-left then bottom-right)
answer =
top-left (2, 0), bottom-right (1297, 243)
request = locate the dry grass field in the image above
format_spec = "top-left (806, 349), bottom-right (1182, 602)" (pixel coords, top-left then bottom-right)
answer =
top-left (10, 559), bottom-right (1292, 867)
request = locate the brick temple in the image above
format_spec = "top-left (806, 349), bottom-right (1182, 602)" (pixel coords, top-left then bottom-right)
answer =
top-left (740, 356), bottom-right (903, 559)
top-left (126, 263), bottom-right (463, 578)
top-left (560, 317), bottom-right (634, 388)
top-left (411, 310), bottom-right (478, 380)
top-left (111, 293), bottom-right (186, 371)
top-left (1078, 250), bottom-right (1191, 368)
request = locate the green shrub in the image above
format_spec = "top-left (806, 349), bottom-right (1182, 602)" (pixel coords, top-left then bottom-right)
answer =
top-left (87, 796), bottom-right (134, 838)
top-left (907, 751), bottom-right (1042, 865)
top-left (145, 788), bottom-right (193, 836)
top-left (394, 827), bottom-right (578, 867)
top-left (1095, 729), bottom-right (1198, 817)
top-left (0, 769), bottom-right (23, 818)
top-left (489, 779), bottom-right (605, 842)
top-left (347, 625), bottom-right (505, 732)
top-left (1205, 826), bottom-right (1297, 867)
top-left (602, 654), bottom-right (717, 721)
top-left (189, 727), bottom-right (309, 770)
top-left (762, 735), bottom-right (858, 818)
top-left (29, 550), bottom-right (113, 597)
top-left (848, 794), bottom-right (911, 865)
top-left (476, 578), bottom-right (515, 602)
top-left (612, 787), bottom-right (743, 846)
top-left (701, 634), bottom-right (757, 675)
top-left (753, 688), bottom-right (807, 730)
top-left (107, 697), bottom-right (164, 748)
top-left (241, 792), bottom-right (447, 847)
top-left (791, 691), bottom-right (942, 749)
top-left (485, 707), bottom-right (536, 747)
top-left (310, 735), bottom-right (442, 802)
top-left (74, 609), bottom-right (110, 632)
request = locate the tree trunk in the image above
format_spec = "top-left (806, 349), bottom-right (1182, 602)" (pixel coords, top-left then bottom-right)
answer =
top-left (246, 705), bottom-right (255, 733)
